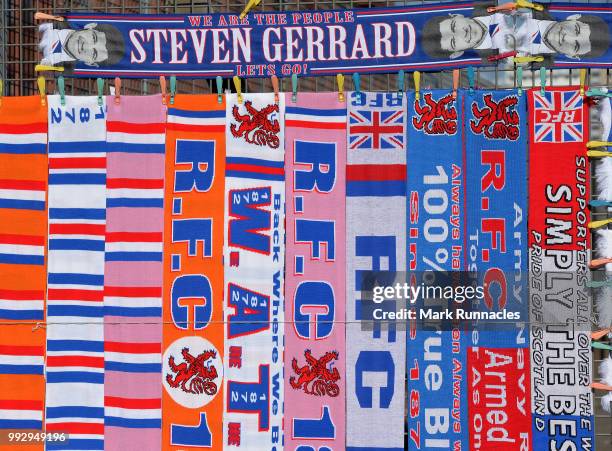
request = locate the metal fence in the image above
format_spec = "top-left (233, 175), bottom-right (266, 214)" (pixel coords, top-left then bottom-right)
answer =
top-left (1, 0), bottom-right (611, 447)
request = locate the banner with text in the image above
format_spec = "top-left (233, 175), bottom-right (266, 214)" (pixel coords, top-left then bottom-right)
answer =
top-left (38, 2), bottom-right (612, 78)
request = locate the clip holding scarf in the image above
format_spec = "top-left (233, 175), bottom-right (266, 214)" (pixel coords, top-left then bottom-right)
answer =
top-left (414, 71), bottom-right (421, 100)
top-left (160, 76), bottom-right (167, 105)
top-left (169, 76), bottom-right (176, 105)
top-left (37, 76), bottom-right (46, 107)
top-left (57, 75), bottom-right (66, 106)
top-left (590, 257), bottom-right (612, 269)
top-left (588, 141), bottom-right (611, 149)
top-left (487, 50), bottom-right (517, 62)
top-left (353, 73), bottom-right (361, 96)
top-left (539, 67), bottom-right (547, 95)
top-left (513, 55), bottom-right (544, 64)
top-left (467, 67), bottom-right (475, 95)
top-left (516, 66), bottom-right (524, 96)
top-left (579, 68), bottom-right (587, 97)
top-left (488, 1), bottom-right (544, 13)
top-left (96, 78), bottom-right (104, 106)
top-left (114, 77), bottom-right (121, 105)
top-left (588, 279), bottom-right (612, 288)
top-left (216, 76), bottom-right (223, 104)
top-left (291, 74), bottom-right (298, 103)
top-left (34, 12), bottom-right (64, 21)
top-left (271, 75), bottom-right (280, 104)
top-left (233, 76), bottom-right (243, 104)
top-left (593, 329), bottom-right (612, 341)
top-left (591, 199), bottom-right (612, 208)
top-left (452, 69), bottom-right (459, 100)
top-left (587, 150), bottom-right (611, 158)
top-left (588, 218), bottom-right (612, 229)
top-left (34, 64), bottom-right (64, 73)
top-left (337, 74), bottom-right (345, 102)
top-left (397, 70), bottom-right (405, 99)
top-left (586, 88), bottom-right (612, 99)
top-left (240, 0), bottom-right (261, 19)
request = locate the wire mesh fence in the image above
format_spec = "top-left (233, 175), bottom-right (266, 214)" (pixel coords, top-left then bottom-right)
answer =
top-left (1, 0), bottom-right (611, 447)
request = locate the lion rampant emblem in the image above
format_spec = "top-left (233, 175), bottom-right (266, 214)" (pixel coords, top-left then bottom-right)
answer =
top-left (290, 350), bottom-right (340, 397)
top-left (230, 100), bottom-right (280, 148)
top-left (166, 347), bottom-right (218, 396)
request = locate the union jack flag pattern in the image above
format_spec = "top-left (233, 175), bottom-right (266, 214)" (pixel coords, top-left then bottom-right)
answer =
top-left (532, 90), bottom-right (583, 143)
top-left (349, 108), bottom-right (404, 150)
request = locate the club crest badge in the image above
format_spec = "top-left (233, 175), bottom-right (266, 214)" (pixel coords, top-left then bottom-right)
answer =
top-left (230, 100), bottom-right (281, 148)
top-left (163, 336), bottom-right (223, 408)
top-left (290, 349), bottom-right (340, 397)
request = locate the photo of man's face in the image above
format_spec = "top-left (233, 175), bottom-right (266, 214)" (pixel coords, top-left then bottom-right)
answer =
top-left (438, 14), bottom-right (486, 52)
top-left (65, 26), bottom-right (109, 65)
top-left (545, 17), bottom-right (591, 58)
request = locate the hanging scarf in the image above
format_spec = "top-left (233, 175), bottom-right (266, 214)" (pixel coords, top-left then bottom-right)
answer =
top-left (406, 89), bottom-right (467, 450)
top-left (104, 95), bottom-right (166, 450)
top-left (527, 87), bottom-right (594, 449)
top-left (162, 95), bottom-right (226, 449)
top-left (0, 96), bottom-right (48, 449)
top-left (45, 95), bottom-right (107, 450)
top-left (283, 93), bottom-right (346, 449)
top-left (223, 93), bottom-right (285, 449)
top-left (346, 91), bottom-right (407, 451)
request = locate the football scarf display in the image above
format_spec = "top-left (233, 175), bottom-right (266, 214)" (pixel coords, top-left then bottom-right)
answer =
top-left (37, 3), bottom-right (612, 78)
top-left (346, 91), bottom-right (407, 451)
top-left (104, 95), bottom-right (166, 450)
top-left (406, 89), bottom-right (467, 450)
top-left (0, 96), bottom-right (47, 449)
top-left (223, 93), bottom-right (285, 449)
top-left (464, 90), bottom-right (530, 449)
top-left (45, 95), bottom-right (107, 450)
top-left (527, 87), bottom-right (594, 450)
top-left (283, 93), bottom-right (346, 450)
top-left (162, 95), bottom-right (225, 449)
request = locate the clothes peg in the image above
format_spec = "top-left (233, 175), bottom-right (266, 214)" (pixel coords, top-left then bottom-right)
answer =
top-left (513, 55), bottom-right (544, 64)
top-left (96, 78), bottom-right (104, 106)
top-left (169, 76), bottom-right (176, 105)
top-left (240, 0), bottom-right (261, 19)
top-left (590, 257), bottom-right (612, 269)
top-left (487, 50), bottom-right (517, 62)
top-left (586, 88), bottom-right (612, 98)
top-left (488, 1), bottom-right (543, 13)
top-left (467, 67), bottom-right (475, 95)
top-left (34, 12), bottom-right (64, 21)
top-left (397, 70), bottom-right (405, 99)
top-left (452, 69), bottom-right (459, 100)
top-left (588, 218), bottom-right (612, 229)
top-left (57, 75), bottom-right (66, 106)
top-left (37, 76), bottom-right (46, 106)
top-left (291, 74), bottom-right (298, 103)
top-left (34, 65), bottom-right (64, 73)
top-left (579, 69), bottom-right (587, 96)
top-left (587, 279), bottom-right (612, 288)
top-left (414, 71), bottom-right (421, 100)
top-left (593, 329), bottom-right (612, 341)
top-left (271, 75), bottom-right (279, 104)
top-left (592, 342), bottom-right (612, 352)
top-left (352, 73), bottom-right (361, 96)
top-left (233, 76), bottom-right (243, 104)
top-left (160, 76), bottom-right (167, 105)
top-left (216, 76), bottom-right (223, 104)
top-left (516, 66), bottom-right (524, 96)
top-left (539, 67), bottom-right (546, 95)
top-left (587, 141), bottom-right (611, 148)
top-left (114, 77), bottom-right (121, 105)
top-left (337, 74), bottom-right (345, 102)
top-left (590, 199), bottom-right (612, 208)
top-left (587, 150), bottom-right (612, 158)
top-left (591, 382), bottom-right (612, 391)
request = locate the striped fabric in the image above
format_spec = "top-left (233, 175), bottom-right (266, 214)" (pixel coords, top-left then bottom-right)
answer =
top-left (103, 95), bottom-right (165, 451)
top-left (0, 96), bottom-right (48, 450)
top-left (46, 95), bottom-right (107, 451)
top-left (162, 96), bottom-right (226, 449)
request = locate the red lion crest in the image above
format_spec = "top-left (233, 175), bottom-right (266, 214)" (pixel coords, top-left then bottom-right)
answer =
top-left (166, 347), bottom-right (218, 396)
top-left (290, 350), bottom-right (340, 397)
top-left (470, 94), bottom-right (520, 140)
top-left (230, 100), bottom-right (280, 148)
top-left (412, 93), bottom-right (457, 135)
